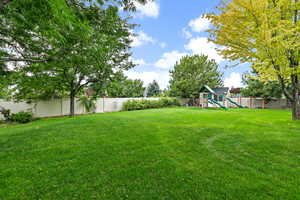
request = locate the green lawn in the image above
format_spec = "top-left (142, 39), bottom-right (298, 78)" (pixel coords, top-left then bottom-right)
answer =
top-left (1, 108), bottom-right (300, 200)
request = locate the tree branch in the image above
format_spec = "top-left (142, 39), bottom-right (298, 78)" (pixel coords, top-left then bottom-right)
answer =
top-left (0, 57), bottom-right (49, 63)
top-left (276, 72), bottom-right (293, 102)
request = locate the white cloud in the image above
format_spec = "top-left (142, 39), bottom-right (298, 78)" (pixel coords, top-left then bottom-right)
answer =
top-left (224, 72), bottom-right (244, 88)
top-left (125, 70), bottom-right (170, 89)
top-left (188, 15), bottom-right (211, 33)
top-left (159, 42), bottom-right (167, 48)
top-left (184, 37), bottom-right (224, 63)
top-left (182, 28), bottom-right (192, 39)
top-left (134, 1), bottom-right (160, 18)
top-left (131, 31), bottom-right (155, 47)
top-left (154, 51), bottom-right (187, 69)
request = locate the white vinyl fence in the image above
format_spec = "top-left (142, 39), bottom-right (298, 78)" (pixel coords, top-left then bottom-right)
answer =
top-left (0, 98), bottom-right (159, 119)
top-left (0, 97), bottom-right (291, 120)
top-left (179, 98), bottom-right (290, 109)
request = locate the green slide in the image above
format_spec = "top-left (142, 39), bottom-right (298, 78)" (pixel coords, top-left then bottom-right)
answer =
top-left (208, 98), bottom-right (227, 110)
top-left (226, 98), bottom-right (244, 108)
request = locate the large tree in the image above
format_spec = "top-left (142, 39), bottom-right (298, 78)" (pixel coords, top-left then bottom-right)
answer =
top-left (169, 54), bottom-right (223, 99)
top-left (0, 0), bottom-right (150, 116)
top-left (207, 0), bottom-right (300, 120)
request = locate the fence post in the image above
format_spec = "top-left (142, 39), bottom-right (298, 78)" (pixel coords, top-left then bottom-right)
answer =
top-left (103, 97), bottom-right (105, 113)
top-left (61, 98), bottom-right (63, 116)
top-left (248, 97), bottom-right (251, 108)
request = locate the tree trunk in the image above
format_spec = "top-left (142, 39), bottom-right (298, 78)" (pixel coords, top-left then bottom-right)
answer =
top-left (291, 100), bottom-right (300, 120)
top-left (291, 1), bottom-right (299, 120)
top-left (69, 91), bottom-right (75, 117)
top-left (291, 74), bottom-right (300, 120)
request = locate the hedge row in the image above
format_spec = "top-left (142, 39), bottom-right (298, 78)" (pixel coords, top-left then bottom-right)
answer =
top-left (123, 98), bottom-right (181, 111)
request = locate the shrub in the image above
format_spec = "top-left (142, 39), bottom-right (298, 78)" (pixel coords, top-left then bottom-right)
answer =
top-left (10, 111), bottom-right (34, 124)
top-left (159, 98), bottom-right (181, 107)
top-left (78, 96), bottom-right (96, 113)
top-left (122, 98), bottom-right (180, 111)
top-left (0, 107), bottom-right (11, 121)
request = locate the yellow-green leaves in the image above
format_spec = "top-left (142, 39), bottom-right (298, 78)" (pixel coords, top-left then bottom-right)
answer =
top-left (207, 0), bottom-right (300, 82)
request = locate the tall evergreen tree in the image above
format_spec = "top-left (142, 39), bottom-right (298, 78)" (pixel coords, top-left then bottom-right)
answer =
top-left (147, 80), bottom-right (161, 97)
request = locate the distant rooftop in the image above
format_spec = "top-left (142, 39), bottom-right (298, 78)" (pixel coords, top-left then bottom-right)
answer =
top-left (230, 88), bottom-right (242, 94)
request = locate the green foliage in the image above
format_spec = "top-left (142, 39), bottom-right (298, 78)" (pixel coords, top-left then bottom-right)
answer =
top-left (105, 72), bottom-right (145, 97)
top-left (1, 0), bottom-right (139, 116)
top-left (159, 97), bottom-right (181, 107)
top-left (78, 96), bottom-right (96, 113)
top-left (241, 74), bottom-right (283, 102)
top-left (169, 54), bottom-right (223, 99)
top-left (122, 98), bottom-right (180, 111)
top-left (0, 62), bottom-right (11, 99)
top-left (146, 80), bottom-right (161, 97)
top-left (10, 111), bottom-right (33, 124)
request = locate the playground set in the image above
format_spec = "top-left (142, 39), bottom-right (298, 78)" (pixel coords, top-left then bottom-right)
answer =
top-left (199, 85), bottom-right (244, 109)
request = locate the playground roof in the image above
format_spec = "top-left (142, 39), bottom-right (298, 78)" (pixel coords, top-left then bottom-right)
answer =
top-left (212, 87), bottom-right (229, 95)
top-left (199, 85), bottom-right (216, 94)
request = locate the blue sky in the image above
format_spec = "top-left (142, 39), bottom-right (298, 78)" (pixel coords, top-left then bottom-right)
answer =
top-left (125, 0), bottom-right (251, 89)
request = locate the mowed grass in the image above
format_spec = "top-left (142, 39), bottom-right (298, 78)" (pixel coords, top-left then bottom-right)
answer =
top-left (1, 108), bottom-right (300, 200)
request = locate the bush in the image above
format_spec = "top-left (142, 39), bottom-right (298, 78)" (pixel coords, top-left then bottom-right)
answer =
top-left (78, 96), bottom-right (96, 113)
top-left (123, 98), bottom-right (180, 111)
top-left (0, 107), bottom-right (11, 121)
top-left (159, 98), bottom-right (181, 107)
top-left (10, 111), bottom-right (34, 124)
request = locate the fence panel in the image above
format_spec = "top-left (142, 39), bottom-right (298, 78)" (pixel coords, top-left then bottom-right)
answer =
top-left (0, 97), bottom-right (162, 119)
top-left (35, 99), bottom-right (63, 117)
top-left (0, 100), bottom-right (33, 119)
top-left (0, 97), bottom-right (292, 119)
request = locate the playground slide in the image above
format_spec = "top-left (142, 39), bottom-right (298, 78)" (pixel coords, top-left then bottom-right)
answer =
top-left (208, 98), bottom-right (227, 110)
top-left (226, 98), bottom-right (244, 108)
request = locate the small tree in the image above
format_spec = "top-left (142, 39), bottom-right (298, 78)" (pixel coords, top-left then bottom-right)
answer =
top-left (147, 80), bottom-right (161, 97)
top-left (169, 54), bottom-right (223, 99)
